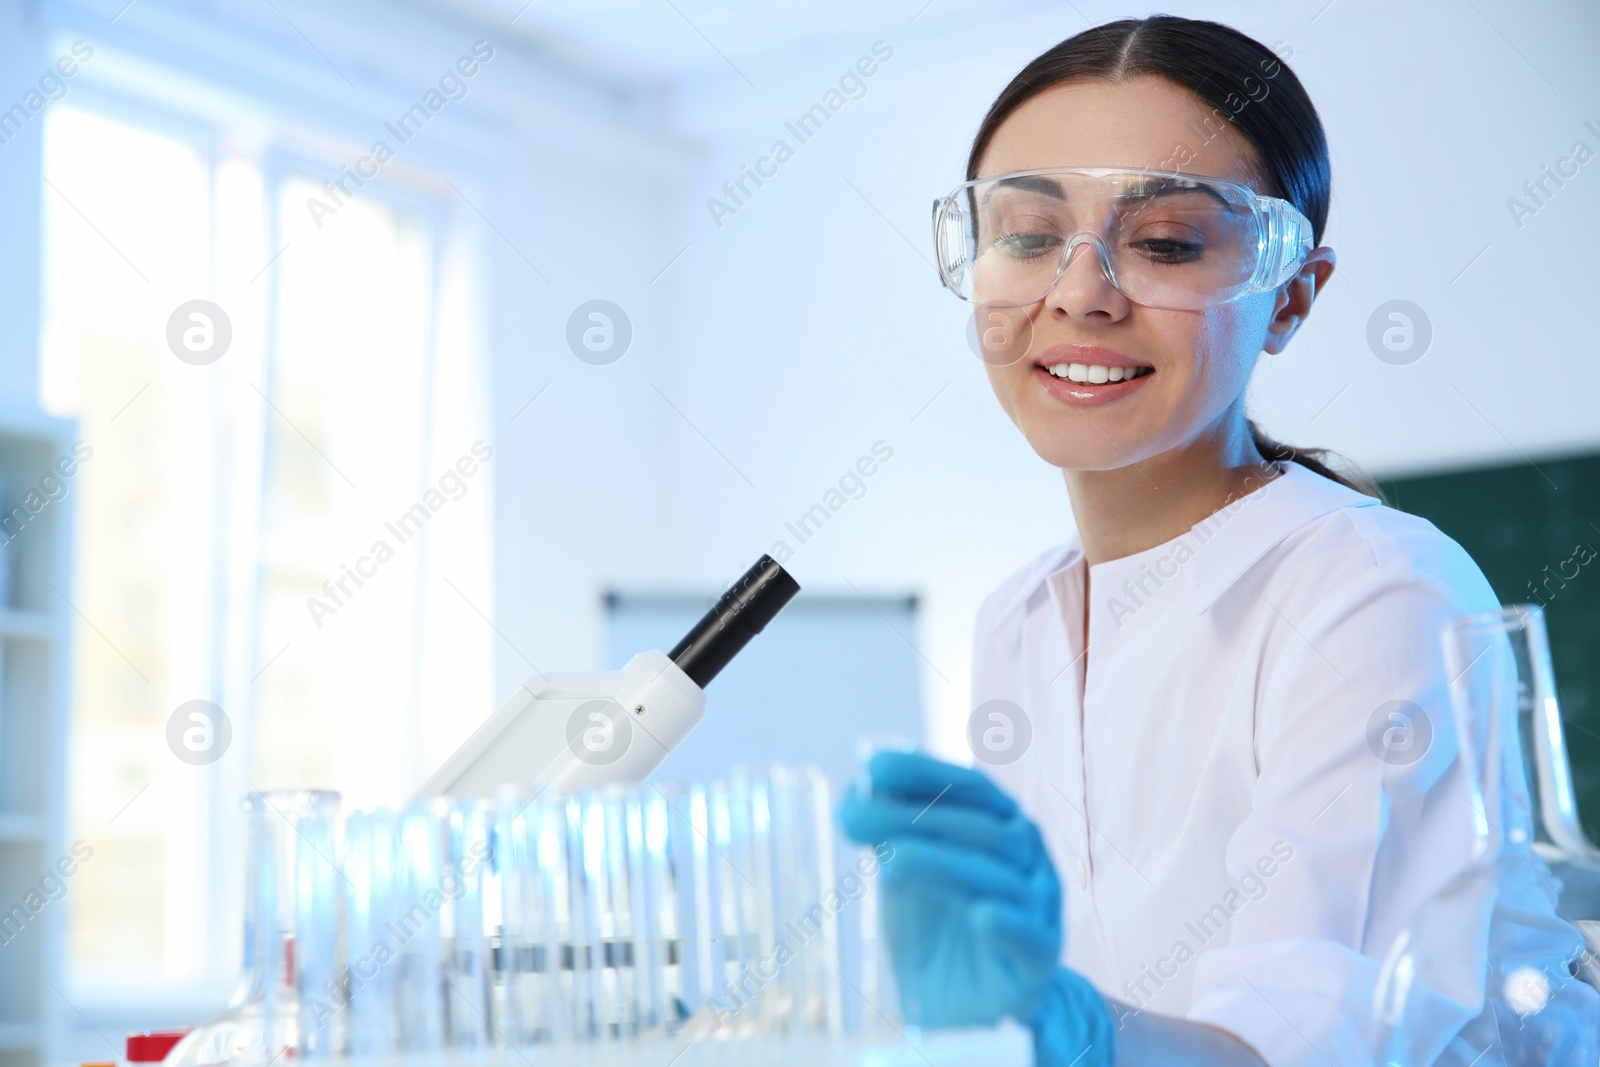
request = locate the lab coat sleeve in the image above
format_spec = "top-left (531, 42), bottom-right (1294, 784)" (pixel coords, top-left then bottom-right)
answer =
top-left (1182, 561), bottom-right (1526, 1067)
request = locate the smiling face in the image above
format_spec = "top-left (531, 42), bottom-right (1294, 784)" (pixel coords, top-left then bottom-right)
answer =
top-left (973, 76), bottom-right (1307, 471)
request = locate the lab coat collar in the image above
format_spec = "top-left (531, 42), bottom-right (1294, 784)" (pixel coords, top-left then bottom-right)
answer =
top-left (1004, 460), bottom-right (1383, 624)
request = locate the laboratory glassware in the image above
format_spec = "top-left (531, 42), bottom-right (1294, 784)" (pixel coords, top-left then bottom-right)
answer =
top-left (852, 734), bottom-right (918, 1037)
top-left (1496, 604), bottom-right (1600, 982)
top-left (163, 790), bottom-right (342, 1067)
top-left (1370, 607), bottom-right (1600, 1065)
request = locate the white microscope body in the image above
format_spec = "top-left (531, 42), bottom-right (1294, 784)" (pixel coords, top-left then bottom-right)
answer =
top-left (419, 554), bottom-right (799, 798)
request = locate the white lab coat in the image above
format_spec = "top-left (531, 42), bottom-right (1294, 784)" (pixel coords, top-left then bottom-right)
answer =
top-left (971, 458), bottom-right (1597, 1066)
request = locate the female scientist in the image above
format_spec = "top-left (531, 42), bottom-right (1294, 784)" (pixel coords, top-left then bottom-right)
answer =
top-left (839, 15), bottom-right (1597, 1067)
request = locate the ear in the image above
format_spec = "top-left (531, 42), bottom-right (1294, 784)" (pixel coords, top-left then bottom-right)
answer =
top-left (1262, 246), bottom-right (1336, 355)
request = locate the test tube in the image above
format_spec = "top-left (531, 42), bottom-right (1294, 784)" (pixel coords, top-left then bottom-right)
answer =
top-left (645, 784), bottom-right (699, 1033)
top-left (293, 794), bottom-right (345, 1058)
top-left (790, 766), bottom-right (843, 1036)
top-left (703, 777), bottom-right (755, 1036)
top-left (853, 734), bottom-right (917, 1036)
top-left (493, 789), bottom-right (555, 1050)
top-left (621, 788), bottom-right (667, 1037)
top-left (681, 782), bottom-right (720, 1033)
top-left (443, 797), bottom-right (493, 1048)
top-left (382, 763), bottom-right (866, 1053)
top-left (393, 798), bottom-right (447, 1052)
top-left (342, 808), bottom-right (398, 1056)
top-left (565, 790), bottom-right (601, 1041)
top-left (593, 787), bottom-right (635, 1040)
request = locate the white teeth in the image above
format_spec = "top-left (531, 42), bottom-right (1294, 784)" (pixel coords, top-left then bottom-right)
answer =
top-left (1046, 363), bottom-right (1148, 383)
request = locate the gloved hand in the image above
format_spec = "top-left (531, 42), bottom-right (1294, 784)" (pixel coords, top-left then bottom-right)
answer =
top-left (838, 750), bottom-right (1116, 1067)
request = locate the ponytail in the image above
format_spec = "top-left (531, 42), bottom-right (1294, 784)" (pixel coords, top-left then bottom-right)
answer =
top-left (1249, 419), bottom-right (1388, 505)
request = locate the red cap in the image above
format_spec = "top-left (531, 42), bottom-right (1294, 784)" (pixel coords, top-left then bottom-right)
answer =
top-left (126, 1030), bottom-right (192, 1063)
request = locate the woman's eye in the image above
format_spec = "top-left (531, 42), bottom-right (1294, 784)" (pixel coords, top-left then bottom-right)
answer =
top-left (1132, 237), bottom-right (1203, 263)
top-left (995, 231), bottom-right (1060, 258)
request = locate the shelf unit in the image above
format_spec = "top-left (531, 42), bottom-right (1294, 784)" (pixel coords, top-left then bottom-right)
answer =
top-left (0, 409), bottom-right (77, 1067)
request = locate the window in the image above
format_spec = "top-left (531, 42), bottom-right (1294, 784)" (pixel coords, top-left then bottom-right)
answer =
top-left (41, 101), bottom-right (493, 992)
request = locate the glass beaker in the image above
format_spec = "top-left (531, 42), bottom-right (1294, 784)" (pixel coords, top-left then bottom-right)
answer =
top-left (165, 790), bottom-right (343, 1067)
top-left (1371, 607), bottom-right (1600, 1065)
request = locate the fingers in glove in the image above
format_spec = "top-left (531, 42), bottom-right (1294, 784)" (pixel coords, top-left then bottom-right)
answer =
top-left (970, 895), bottom-right (1061, 966)
top-left (838, 786), bottom-right (1044, 870)
top-left (877, 835), bottom-right (1044, 908)
top-left (859, 751), bottom-right (1019, 819)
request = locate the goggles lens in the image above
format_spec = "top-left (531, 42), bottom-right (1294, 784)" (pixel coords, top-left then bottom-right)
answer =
top-left (935, 169), bottom-right (1302, 311)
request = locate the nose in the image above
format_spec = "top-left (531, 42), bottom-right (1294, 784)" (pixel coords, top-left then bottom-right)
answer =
top-left (1041, 231), bottom-right (1129, 315)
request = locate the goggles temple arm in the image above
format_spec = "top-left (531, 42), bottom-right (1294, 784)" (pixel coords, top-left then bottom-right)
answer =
top-left (1249, 196), bottom-right (1314, 293)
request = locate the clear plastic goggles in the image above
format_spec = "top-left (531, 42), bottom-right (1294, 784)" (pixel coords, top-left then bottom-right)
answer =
top-left (931, 167), bottom-right (1315, 311)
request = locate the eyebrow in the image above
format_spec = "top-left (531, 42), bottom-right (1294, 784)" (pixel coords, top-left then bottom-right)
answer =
top-left (978, 173), bottom-right (1235, 210)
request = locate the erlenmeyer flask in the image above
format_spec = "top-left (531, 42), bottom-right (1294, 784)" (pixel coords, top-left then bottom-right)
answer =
top-left (1500, 604), bottom-right (1600, 978)
top-left (165, 790), bottom-right (343, 1067)
top-left (1371, 607), bottom-right (1599, 1065)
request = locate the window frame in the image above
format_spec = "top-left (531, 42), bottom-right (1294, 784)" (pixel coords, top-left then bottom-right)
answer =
top-left (46, 58), bottom-right (475, 1019)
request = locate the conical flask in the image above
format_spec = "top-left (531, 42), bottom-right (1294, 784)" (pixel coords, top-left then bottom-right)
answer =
top-left (164, 790), bottom-right (343, 1067)
top-left (1501, 604), bottom-right (1600, 976)
top-left (1371, 607), bottom-right (1598, 1065)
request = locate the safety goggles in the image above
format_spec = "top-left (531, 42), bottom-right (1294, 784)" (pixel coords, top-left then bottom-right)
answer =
top-left (931, 167), bottom-right (1315, 311)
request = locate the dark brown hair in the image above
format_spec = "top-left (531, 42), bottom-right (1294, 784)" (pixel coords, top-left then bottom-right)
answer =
top-left (967, 14), bottom-right (1386, 503)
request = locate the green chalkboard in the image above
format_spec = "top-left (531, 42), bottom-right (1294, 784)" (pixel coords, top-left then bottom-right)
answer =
top-left (1376, 452), bottom-right (1600, 844)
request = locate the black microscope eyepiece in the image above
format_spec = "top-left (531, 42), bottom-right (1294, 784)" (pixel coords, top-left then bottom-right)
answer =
top-left (668, 554), bottom-right (800, 689)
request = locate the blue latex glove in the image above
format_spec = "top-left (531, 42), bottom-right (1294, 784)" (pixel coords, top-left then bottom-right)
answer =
top-left (838, 750), bottom-right (1116, 1067)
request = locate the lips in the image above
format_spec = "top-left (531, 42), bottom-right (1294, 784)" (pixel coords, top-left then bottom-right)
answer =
top-left (1030, 344), bottom-right (1155, 407)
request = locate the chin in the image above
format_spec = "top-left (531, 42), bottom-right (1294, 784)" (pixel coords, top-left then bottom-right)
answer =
top-left (1018, 424), bottom-right (1146, 472)
top-left (993, 373), bottom-right (1165, 469)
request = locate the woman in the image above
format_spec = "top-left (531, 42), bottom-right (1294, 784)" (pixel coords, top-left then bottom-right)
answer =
top-left (839, 15), bottom-right (1597, 1067)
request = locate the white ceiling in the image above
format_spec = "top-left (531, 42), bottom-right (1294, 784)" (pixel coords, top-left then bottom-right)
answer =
top-left (411, 0), bottom-right (1061, 86)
